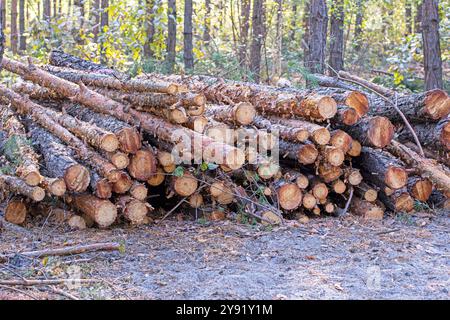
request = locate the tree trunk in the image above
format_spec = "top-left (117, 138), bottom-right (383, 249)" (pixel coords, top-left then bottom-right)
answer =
top-left (205, 103), bottom-right (256, 126)
top-left (183, 0), bottom-right (194, 70)
top-left (43, 0), bottom-right (51, 23)
top-left (100, 0), bottom-right (109, 64)
top-left (238, 0), bottom-right (251, 68)
top-left (415, 0), bottom-right (423, 33)
top-left (305, 0), bottom-right (328, 75)
top-left (289, 2), bottom-right (297, 42)
top-left (328, 0), bottom-right (344, 72)
top-left (18, 0), bottom-right (25, 50)
top-left (116, 196), bottom-right (148, 225)
top-left (272, 0), bottom-right (283, 79)
top-left (27, 122), bottom-right (91, 193)
top-left (302, 0), bottom-right (310, 59)
top-left (203, 0), bottom-right (211, 46)
top-left (92, 0), bottom-right (100, 42)
top-left (71, 194), bottom-right (117, 228)
top-left (166, 0), bottom-right (177, 73)
top-left (354, 0), bottom-right (364, 51)
top-left (0, 173), bottom-right (45, 202)
top-left (279, 140), bottom-right (318, 165)
top-left (405, 0), bottom-right (412, 35)
top-left (422, 0), bottom-right (443, 90)
top-left (144, 0), bottom-right (156, 58)
top-left (249, 0), bottom-right (265, 83)
top-left (11, 0), bottom-right (18, 54)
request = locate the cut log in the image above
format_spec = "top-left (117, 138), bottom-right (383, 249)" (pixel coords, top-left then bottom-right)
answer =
top-left (253, 116), bottom-right (309, 143)
top-left (71, 194), bottom-right (117, 228)
top-left (358, 147), bottom-right (408, 190)
top-left (347, 140), bottom-right (362, 157)
top-left (318, 163), bottom-right (343, 183)
top-left (330, 130), bottom-right (353, 153)
top-left (172, 172), bottom-right (198, 197)
top-left (276, 182), bottom-right (303, 211)
top-left (335, 105), bottom-right (360, 126)
top-left (205, 103), bottom-right (256, 126)
top-left (336, 116), bottom-right (395, 148)
top-left (4, 197), bottom-right (27, 224)
top-left (332, 179), bottom-right (347, 194)
top-left (28, 123), bottom-right (90, 192)
top-left (117, 196), bottom-right (148, 225)
top-left (67, 215), bottom-right (87, 230)
top-left (302, 192), bottom-right (317, 209)
top-left (345, 168), bottom-right (363, 186)
top-left (386, 140), bottom-right (450, 194)
top-left (209, 180), bottom-right (235, 205)
top-left (188, 193), bottom-right (204, 208)
top-left (103, 151), bottom-right (129, 170)
top-left (263, 116), bottom-right (330, 145)
top-left (355, 182), bottom-right (378, 202)
top-left (0, 173), bottom-right (45, 201)
top-left (321, 146), bottom-right (345, 166)
top-left (397, 116), bottom-right (450, 151)
top-left (40, 176), bottom-right (66, 197)
top-left (127, 149), bottom-right (157, 181)
top-left (350, 197), bottom-right (384, 220)
top-left (147, 167), bottom-right (166, 186)
top-left (185, 115), bottom-right (209, 133)
top-left (90, 171), bottom-right (112, 199)
top-left (368, 89), bottom-right (450, 122)
top-left (279, 140), bottom-right (318, 165)
top-left (0, 108), bottom-right (42, 186)
top-left (408, 176), bottom-right (433, 202)
top-left (312, 182), bottom-right (329, 200)
top-left (379, 187), bottom-right (414, 212)
top-left (111, 171), bottom-right (133, 194)
top-left (129, 182), bottom-right (148, 201)
top-left (404, 141), bottom-right (450, 168)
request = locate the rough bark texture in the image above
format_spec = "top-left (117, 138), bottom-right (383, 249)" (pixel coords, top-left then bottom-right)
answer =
top-left (279, 140), bottom-right (318, 165)
top-left (0, 173), bottom-right (45, 202)
top-left (18, 0), bottom-right (26, 50)
top-left (90, 171), bottom-right (112, 199)
top-left (183, 0), bottom-right (194, 70)
top-left (249, 0), bottom-right (265, 83)
top-left (28, 122), bottom-right (90, 192)
top-left (336, 116), bottom-right (394, 148)
top-left (166, 0), bottom-right (177, 73)
top-left (10, 0), bottom-right (18, 54)
top-left (328, 0), bottom-right (344, 72)
top-left (205, 103), bottom-right (256, 126)
top-left (144, 0), bottom-right (157, 58)
top-left (350, 197), bottom-right (384, 220)
top-left (71, 194), bottom-right (117, 228)
top-left (305, 0), bottom-right (328, 75)
top-left (422, 0), bottom-right (443, 90)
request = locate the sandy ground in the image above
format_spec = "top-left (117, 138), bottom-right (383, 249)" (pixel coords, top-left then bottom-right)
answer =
top-left (0, 210), bottom-right (449, 300)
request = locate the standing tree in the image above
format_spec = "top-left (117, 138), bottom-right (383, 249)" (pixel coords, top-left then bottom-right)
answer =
top-left (0, 0), bottom-right (4, 68)
top-left (11, 0), bottom-right (18, 54)
top-left (354, 0), bottom-right (364, 51)
top-left (100, 0), bottom-right (109, 63)
top-left (405, 0), bottom-right (412, 35)
top-left (183, 0), bottom-right (194, 70)
top-left (92, 0), bottom-right (100, 42)
top-left (272, 0), bottom-right (283, 80)
top-left (415, 0), bottom-right (423, 33)
top-left (144, 0), bottom-right (157, 59)
top-left (19, 0), bottom-right (25, 50)
top-left (328, 0), bottom-right (344, 73)
top-left (238, 0), bottom-right (251, 69)
top-left (43, 0), bottom-right (50, 23)
top-left (166, 0), bottom-right (176, 73)
top-left (305, 0), bottom-right (328, 75)
top-left (302, 0), bottom-right (310, 61)
top-left (0, 0), bottom-right (5, 31)
top-left (422, 0), bottom-right (443, 90)
top-left (203, 0), bottom-right (211, 47)
top-left (249, 0), bottom-right (265, 83)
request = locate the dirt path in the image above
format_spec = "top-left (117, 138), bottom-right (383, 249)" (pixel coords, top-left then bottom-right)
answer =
top-left (0, 211), bottom-right (449, 300)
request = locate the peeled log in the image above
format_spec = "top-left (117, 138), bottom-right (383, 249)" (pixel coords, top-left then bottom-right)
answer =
top-left (397, 116), bottom-right (450, 152)
top-left (368, 89), bottom-right (450, 122)
top-left (0, 108), bottom-right (42, 186)
top-left (386, 140), bottom-right (450, 194)
top-left (205, 103), bottom-right (256, 126)
top-left (336, 116), bottom-right (395, 148)
top-left (408, 176), bottom-right (433, 202)
top-left (71, 194), bottom-right (117, 228)
top-left (358, 147), bottom-right (408, 190)
top-left (28, 123), bottom-right (90, 192)
top-left (117, 196), bottom-right (148, 225)
top-left (127, 149), bottom-right (157, 181)
top-left (0, 173), bottom-right (45, 202)
top-left (4, 198), bottom-right (28, 224)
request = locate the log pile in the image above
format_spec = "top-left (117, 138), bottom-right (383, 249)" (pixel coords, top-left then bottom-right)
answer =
top-left (0, 51), bottom-right (449, 229)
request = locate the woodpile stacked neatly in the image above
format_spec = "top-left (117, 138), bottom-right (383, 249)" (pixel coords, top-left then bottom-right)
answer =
top-left (0, 50), bottom-right (449, 229)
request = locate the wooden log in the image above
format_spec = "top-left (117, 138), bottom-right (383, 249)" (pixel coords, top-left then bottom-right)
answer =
top-left (40, 176), bottom-right (66, 197)
top-left (350, 197), bottom-right (384, 220)
top-left (318, 163), bottom-right (343, 183)
top-left (253, 116), bottom-right (309, 143)
top-left (302, 192), bottom-right (317, 210)
top-left (380, 187), bottom-right (414, 212)
top-left (345, 168), bottom-right (363, 186)
top-left (330, 130), bottom-right (353, 153)
top-left (0, 84), bottom-right (120, 183)
top-left (188, 193), bottom-right (204, 208)
top-left (320, 146), bottom-right (345, 166)
top-left (263, 116), bottom-right (330, 145)
top-left (0, 173), bottom-right (45, 201)
top-left (358, 147), bottom-right (408, 190)
top-left (67, 215), bottom-right (87, 230)
top-left (147, 167), bottom-right (166, 186)
top-left (172, 172), bottom-right (198, 197)
top-left (4, 197), bottom-right (27, 225)
top-left (127, 149), bottom-right (157, 181)
top-left (90, 171), bottom-right (112, 199)
top-left (185, 115), bottom-right (209, 133)
top-left (404, 141), bottom-right (450, 168)
top-left (209, 180), bottom-right (235, 205)
top-left (279, 140), bottom-right (319, 165)
top-left (28, 123), bottom-right (90, 192)
top-left (331, 179), bottom-right (347, 194)
top-left (336, 116), bottom-right (395, 148)
top-left (111, 171), bottom-right (133, 194)
top-left (386, 140), bottom-right (450, 194)
top-left (205, 103), bottom-right (256, 126)
top-left (313, 88), bottom-right (369, 118)
top-left (335, 105), bottom-right (360, 126)
top-left (102, 151), bottom-right (129, 170)
top-left (71, 194), bottom-right (117, 228)
top-left (407, 176), bottom-right (433, 202)
top-left (275, 182), bottom-right (303, 211)
top-left (117, 196), bottom-right (148, 225)
top-left (347, 140), bottom-right (362, 157)
top-left (0, 108), bottom-right (42, 186)
top-left (397, 116), bottom-right (450, 151)
top-left (355, 182), bottom-right (378, 202)
top-left (368, 89), bottom-right (450, 122)
top-left (2, 59), bottom-right (246, 169)
top-left (129, 182), bottom-right (148, 201)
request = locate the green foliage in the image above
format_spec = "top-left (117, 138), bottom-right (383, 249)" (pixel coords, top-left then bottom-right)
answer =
top-left (173, 166), bottom-right (184, 177)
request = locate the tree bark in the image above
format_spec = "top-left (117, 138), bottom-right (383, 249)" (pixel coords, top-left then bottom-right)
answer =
top-left (11, 0), bottom-right (18, 54)
top-left (405, 0), bottom-right (412, 35)
top-left (144, 0), bottom-right (157, 58)
top-left (183, 0), bottom-right (194, 70)
top-left (305, 0), bottom-right (328, 75)
top-left (422, 0), bottom-right (443, 90)
top-left (18, 0), bottom-right (25, 50)
top-left (116, 196), bottom-right (148, 225)
top-left (328, 0), bottom-right (344, 72)
top-left (353, 0), bottom-right (364, 51)
top-left (166, 0), bottom-right (177, 73)
top-left (205, 103), bottom-right (256, 126)
top-left (238, 0), bottom-right (251, 68)
top-left (279, 140), bottom-right (318, 165)
top-left (0, 173), bottom-right (45, 202)
top-left (92, 0), bottom-right (100, 42)
top-left (249, 0), bottom-right (265, 83)
top-left (272, 0), bottom-right (283, 79)
top-left (71, 194), bottom-right (117, 228)
top-left (100, 0), bottom-right (109, 64)
top-left (203, 0), bottom-right (211, 46)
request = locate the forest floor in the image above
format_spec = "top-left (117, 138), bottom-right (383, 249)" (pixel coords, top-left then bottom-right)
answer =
top-left (0, 210), bottom-right (449, 300)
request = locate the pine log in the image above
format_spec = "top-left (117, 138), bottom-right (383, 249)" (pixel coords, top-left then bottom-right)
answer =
top-left (302, 192), bottom-right (317, 209)
top-left (111, 171), bottom-right (133, 194)
top-left (407, 176), bottom-right (433, 202)
top-left (188, 193), bottom-right (204, 208)
top-left (386, 140), bottom-right (450, 194)
top-left (347, 140), bottom-right (362, 157)
top-left (0, 173), bottom-right (45, 201)
top-left (397, 116), bottom-right (450, 151)
top-left (12, 81), bottom-right (65, 100)
top-left (335, 116), bottom-right (395, 148)
top-left (127, 149), bottom-right (157, 181)
top-left (358, 147), bottom-right (408, 190)
top-left (335, 105), bottom-right (360, 126)
top-left (279, 140), bottom-right (318, 165)
top-left (117, 196), bottom-right (148, 225)
top-left (0, 108), bottom-right (42, 186)
top-left (1, 59), bottom-right (245, 169)
top-left (71, 194), bottom-right (117, 228)
top-left (172, 172), bottom-right (198, 197)
top-left (318, 163), bottom-right (343, 183)
top-left (209, 180), bottom-right (235, 205)
top-left (147, 167), bottom-right (166, 186)
top-left (4, 197), bottom-right (28, 225)
top-left (320, 146), bottom-right (345, 166)
top-left (185, 115), bottom-right (209, 133)
top-left (252, 116), bottom-right (309, 143)
top-left (355, 182), bottom-right (378, 202)
top-left (368, 89), bottom-right (450, 122)
top-left (312, 88), bottom-right (369, 118)
top-left (330, 130), bottom-right (353, 153)
top-left (205, 103), bottom-right (256, 126)
top-left (275, 181), bottom-right (303, 211)
top-left (67, 215), bottom-right (87, 230)
top-left (102, 151), bottom-right (129, 170)
top-left (28, 123), bottom-right (90, 192)
top-left (345, 168), bottom-right (363, 186)
top-left (40, 176), bottom-right (67, 197)
top-left (404, 141), bottom-right (450, 168)
top-left (379, 187), bottom-right (414, 212)
top-left (331, 179), bottom-right (347, 194)
top-left (350, 197), bottom-right (384, 220)
top-left (129, 182), bottom-right (148, 201)
top-left (263, 116), bottom-right (330, 145)
top-left (90, 171), bottom-right (112, 199)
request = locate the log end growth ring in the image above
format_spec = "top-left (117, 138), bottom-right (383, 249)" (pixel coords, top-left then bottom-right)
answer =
top-left (367, 116), bottom-right (394, 148)
top-left (278, 183), bottom-right (302, 211)
top-left (317, 96), bottom-right (338, 119)
top-left (64, 164), bottom-right (91, 192)
top-left (385, 166), bottom-right (408, 189)
top-left (424, 89), bottom-right (450, 120)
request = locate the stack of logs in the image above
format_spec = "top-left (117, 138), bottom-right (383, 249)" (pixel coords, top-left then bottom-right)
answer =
top-left (0, 50), bottom-right (449, 229)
